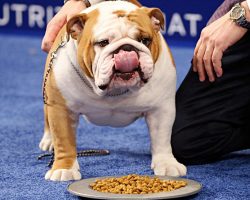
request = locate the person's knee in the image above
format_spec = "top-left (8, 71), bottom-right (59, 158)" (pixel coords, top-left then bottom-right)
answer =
top-left (171, 130), bottom-right (215, 165)
top-left (171, 122), bottom-right (235, 164)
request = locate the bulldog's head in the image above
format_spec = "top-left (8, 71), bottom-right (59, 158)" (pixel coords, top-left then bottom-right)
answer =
top-left (66, 1), bottom-right (164, 96)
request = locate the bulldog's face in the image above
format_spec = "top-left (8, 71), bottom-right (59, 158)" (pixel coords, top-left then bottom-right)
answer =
top-left (67, 2), bottom-right (164, 96)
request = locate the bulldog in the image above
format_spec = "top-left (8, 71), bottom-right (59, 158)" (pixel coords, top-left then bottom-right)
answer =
top-left (39, 0), bottom-right (187, 181)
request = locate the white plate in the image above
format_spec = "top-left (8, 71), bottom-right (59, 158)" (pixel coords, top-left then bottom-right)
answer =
top-left (67, 175), bottom-right (202, 200)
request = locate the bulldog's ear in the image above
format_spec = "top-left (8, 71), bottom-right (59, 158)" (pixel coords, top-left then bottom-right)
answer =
top-left (147, 8), bottom-right (165, 32)
top-left (66, 14), bottom-right (87, 40)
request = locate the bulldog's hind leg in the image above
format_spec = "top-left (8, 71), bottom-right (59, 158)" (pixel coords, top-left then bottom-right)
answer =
top-left (39, 105), bottom-right (53, 151)
top-left (45, 105), bottom-right (81, 181)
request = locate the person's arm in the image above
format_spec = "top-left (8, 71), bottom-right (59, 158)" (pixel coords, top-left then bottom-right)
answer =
top-left (41, 0), bottom-right (105, 53)
top-left (64, 0), bottom-right (104, 7)
top-left (193, 0), bottom-right (250, 82)
top-left (41, 0), bottom-right (86, 52)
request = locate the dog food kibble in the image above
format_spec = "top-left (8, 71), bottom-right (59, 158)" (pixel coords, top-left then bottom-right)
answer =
top-left (90, 174), bottom-right (187, 194)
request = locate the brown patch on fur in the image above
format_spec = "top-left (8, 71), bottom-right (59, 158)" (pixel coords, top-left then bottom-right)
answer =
top-left (76, 10), bottom-right (100, 78)
top-left (44, 106), bottom-right (50, 134)
top-left (43, 26), bottom-right (77, 171)
top-left (45, 70), bottom-right (77, 171)
top-left (166, 44), bottom-right (176, 67)
top-left (67, 14), bottom-right (87, 40)
top-left (42, 25), bottom-right (68, 142)
top-left (43, 26), bottom-right (67, 82)
top-left (127, 8), bottom-right (162, 63)
top-left (113, 10), bottom-right (127, 17)
top-left (147, 8), bottom-right (165, 31)
top-left (47, 98), bottom-right (77, 171)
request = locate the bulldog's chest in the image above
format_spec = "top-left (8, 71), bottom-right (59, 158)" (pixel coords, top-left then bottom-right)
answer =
top-left (52, 54), bottom-right (152, 124)
top-left (78, 105), bottom-right (144, 127)
top-left (67, 87), bottom-right (151, 127)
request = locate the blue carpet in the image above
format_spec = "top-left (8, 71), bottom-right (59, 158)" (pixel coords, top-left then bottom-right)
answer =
top-left (0, 34), bottom-right (249, 200)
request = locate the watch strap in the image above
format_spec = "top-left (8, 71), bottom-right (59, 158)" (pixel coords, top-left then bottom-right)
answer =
top-left (237, 16), bottom-right (250, 29)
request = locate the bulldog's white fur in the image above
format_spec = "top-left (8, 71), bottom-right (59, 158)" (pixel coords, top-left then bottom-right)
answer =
top-left (40, 1), bottom-right (186, 181)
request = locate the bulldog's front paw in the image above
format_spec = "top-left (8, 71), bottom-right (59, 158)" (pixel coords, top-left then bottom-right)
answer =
top-left (45, 160), bottom-right (81, 181)
top-left (151, 155), bottom-right (187, 177)
top-left (39, 132), bottom-right (53, 151)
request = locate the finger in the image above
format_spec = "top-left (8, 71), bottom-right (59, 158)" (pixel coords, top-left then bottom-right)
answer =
top-left (66, 1), bottom-right (87, 21)
top-left (195, 41), bottom-right (207, 82)
top-left (211, 47), bottom-right (223, 77)
top-left (203, 42), bottom-right (215, 82)
top-left (193, 39), bottom-right (202, 72)
top-left (41, 38), bottom-right (53, 53)
top-left (41, 15), bottom-right (67, 52)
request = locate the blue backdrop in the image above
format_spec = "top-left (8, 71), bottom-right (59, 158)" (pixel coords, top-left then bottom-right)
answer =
top-left (0, 0), bottom-right (223, 45)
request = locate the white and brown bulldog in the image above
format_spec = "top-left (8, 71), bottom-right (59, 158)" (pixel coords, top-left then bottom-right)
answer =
top-left (39, 0), bottom-right (187, 181)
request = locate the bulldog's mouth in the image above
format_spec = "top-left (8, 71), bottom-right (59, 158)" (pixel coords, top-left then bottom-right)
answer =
top-left (98, 44), bottom-right (148, 91)
top-left (114, 67), bottom-right (147, 82)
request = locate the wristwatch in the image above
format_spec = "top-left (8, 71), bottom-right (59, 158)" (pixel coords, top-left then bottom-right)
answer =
top-left (229, 3), bottom-right (250, 29)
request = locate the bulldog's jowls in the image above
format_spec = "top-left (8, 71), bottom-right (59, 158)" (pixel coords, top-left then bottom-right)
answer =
top-left (39, 1), bottom-right (187, 181)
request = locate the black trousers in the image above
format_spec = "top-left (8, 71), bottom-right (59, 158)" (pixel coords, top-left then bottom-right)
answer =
top-left (172, 32), bottom-right (250, 165)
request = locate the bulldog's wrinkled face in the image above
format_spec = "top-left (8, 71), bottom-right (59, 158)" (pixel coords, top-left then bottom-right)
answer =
top-left (67, 1), bottom-right (164, 96)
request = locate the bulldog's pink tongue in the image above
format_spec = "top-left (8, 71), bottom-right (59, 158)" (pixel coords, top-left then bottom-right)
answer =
top-left (114, 50), bottom-right (139, 73)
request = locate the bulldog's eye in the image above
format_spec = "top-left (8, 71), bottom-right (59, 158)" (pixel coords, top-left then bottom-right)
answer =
top-left (140, 37), bottom-right (152, 47)
top-left (95, 40), bottom-right (109, 47)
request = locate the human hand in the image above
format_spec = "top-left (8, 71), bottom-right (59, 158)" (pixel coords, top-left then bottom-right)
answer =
top-left (41, 0), bottom-right (86, 53)
top-left (193, 1), bottom-right (250, 82)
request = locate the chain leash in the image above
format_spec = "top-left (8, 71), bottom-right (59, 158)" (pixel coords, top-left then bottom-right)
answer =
top-left (42, 37), bottom-right (67, 105)
top-left (38, 149), bottom-right (110, 168)
top-left (40, 38), bottom-right (110, 168)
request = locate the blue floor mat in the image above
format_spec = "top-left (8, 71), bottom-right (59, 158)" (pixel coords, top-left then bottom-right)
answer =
top-left (0, 34), bottom-right (249, 200)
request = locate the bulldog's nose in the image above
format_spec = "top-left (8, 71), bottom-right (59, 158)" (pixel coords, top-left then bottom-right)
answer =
top-left (119, 44), bottom-right (136, 52)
